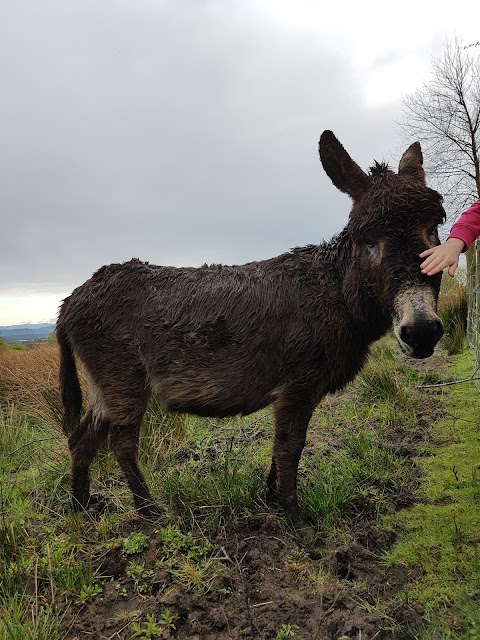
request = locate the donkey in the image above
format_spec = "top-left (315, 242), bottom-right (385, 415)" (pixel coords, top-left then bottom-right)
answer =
top-left (57, 130), bottom-right (445, 522)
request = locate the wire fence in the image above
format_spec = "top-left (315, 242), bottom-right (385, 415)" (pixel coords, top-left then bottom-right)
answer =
top-left (466, 241), bottom-right (480, 373)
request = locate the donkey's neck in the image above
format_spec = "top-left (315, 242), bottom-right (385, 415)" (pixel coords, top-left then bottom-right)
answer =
top-left (322, 227), bottom-right (351, 275)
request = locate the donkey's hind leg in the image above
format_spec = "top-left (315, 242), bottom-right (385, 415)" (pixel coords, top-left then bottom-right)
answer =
top-left (86, 359), bottom-right (155, 517)
top-left (68, 409), bottom-right (110, 510)
top-left (109, 418), bottom-right (158, 517)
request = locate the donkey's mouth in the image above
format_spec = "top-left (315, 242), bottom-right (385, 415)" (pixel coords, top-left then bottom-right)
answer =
top-left (396, 340), bottom-right (435, 360)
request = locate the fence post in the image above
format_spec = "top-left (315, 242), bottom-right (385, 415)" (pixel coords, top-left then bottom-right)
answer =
top-left (466, 242), bottom-right (477, 350)
top-left (475, 241), bottom-right (480, 371)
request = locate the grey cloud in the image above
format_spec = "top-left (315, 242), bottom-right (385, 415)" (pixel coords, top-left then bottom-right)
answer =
top-left (0, 1), bottom-right (404, 294)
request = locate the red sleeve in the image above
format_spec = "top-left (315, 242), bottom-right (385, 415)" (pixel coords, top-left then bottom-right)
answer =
top-left (448, 199), bottom-right (480, 250)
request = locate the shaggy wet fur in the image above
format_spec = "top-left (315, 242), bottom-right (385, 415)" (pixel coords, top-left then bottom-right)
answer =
top-left (57, 130), bottom-right (446, 521)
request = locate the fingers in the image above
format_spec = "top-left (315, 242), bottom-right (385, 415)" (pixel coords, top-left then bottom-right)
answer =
top-left (420, 252), bottom-right (444, 275)
top-left (448, 261), bottom-right (459, 278)
top-left (419, 256), bottom-right (435, 271)
top-left (421, 259), bottom-right (448, 276)
top-left (419, 247), bottom-right (436, 258)
top-left (419, 240), bottom-right (464, 277)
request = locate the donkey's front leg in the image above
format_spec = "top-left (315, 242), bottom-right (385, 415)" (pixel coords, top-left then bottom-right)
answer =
top-left (269, 394), bottom-right (315, 523)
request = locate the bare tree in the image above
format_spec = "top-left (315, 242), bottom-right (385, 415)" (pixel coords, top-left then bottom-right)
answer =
top-left (399, 39), bottom-right (480, 353)
top-left (398, 37), bottom-right (480, 224)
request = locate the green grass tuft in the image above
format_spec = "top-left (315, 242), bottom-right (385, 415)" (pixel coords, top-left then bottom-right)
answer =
top-left (300, 429), bottom-right (405, 526)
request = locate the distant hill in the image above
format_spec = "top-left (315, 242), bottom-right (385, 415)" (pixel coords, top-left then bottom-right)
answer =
top-left (0, 323), bottom-right (55, 343)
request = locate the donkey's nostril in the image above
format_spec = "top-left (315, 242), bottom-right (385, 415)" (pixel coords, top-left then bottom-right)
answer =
top-left (399, 319), bottom-right (443, 346)
top-left (399, 325), bottom-right (414, 344)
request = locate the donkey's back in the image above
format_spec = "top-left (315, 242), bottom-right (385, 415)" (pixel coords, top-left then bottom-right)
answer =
top-left (59, 249), bottom-right (340, 422)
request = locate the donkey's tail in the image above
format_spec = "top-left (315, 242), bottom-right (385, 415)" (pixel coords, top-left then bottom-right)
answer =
top-left (57, 326), bottom-right (83, 436)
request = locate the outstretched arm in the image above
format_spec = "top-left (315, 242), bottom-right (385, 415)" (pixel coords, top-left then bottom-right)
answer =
top-left (420, 237), bottom-right (465, 277)
top-left (421, 200), bottom-right (480, 277)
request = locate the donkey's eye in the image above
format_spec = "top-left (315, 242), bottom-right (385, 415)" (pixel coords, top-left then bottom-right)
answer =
top-left (363, 240), bottom-right (381, 261)
top-left (427, 227), bottom-right (440, 245)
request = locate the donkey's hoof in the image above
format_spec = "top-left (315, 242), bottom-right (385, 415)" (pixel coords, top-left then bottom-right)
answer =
top-left (137, 503), bottom-right (163, 521)
top-left (71, 492), bottom-right (110, 515)
top-left (87, 493), bottom-right (111, 514)
top-left (266, 492), bottom-right (311, 526)
top-left (285, 506), bottom-right (312, 528)
top-left (71, 496), bottom-right (90, 512)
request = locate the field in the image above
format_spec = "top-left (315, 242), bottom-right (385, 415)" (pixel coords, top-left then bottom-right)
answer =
top-left (1, 318), bottom-right (480, 638)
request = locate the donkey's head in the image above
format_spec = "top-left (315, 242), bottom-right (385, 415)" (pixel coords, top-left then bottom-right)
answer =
top-left (319, 130), bottom-right (445, 359)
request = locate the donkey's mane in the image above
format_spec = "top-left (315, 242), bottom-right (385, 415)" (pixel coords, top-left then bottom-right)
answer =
top-left (368, 161), bottom-right (392, 177)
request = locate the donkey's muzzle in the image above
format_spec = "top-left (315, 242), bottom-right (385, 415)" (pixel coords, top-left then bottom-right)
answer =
top-left (398, 318), bottom-right (443, 359)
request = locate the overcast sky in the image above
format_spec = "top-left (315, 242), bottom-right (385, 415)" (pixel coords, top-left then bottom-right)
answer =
top-left (1, 0), bottom-right (479, 325)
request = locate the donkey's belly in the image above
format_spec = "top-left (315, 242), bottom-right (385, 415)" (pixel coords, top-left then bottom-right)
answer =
top-left (151, 369), bottom-right (274, 418)
top-left (165, 397), bottom-right (270, 418)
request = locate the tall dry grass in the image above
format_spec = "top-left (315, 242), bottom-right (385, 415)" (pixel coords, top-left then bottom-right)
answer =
top-left (437, 272), bottom-right (468, 355)
top-left (0, 346), bottom-right (185, 447)
top-left (0, 346), bottom-right (86, 426)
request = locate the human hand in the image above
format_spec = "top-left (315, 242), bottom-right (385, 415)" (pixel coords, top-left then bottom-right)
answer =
top-left (419, 237), bottom-right (465, 277)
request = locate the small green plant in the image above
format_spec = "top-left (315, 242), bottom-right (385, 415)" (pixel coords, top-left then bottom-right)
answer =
top-left (354, 596), bottom-right (379, 613)
top-left (155, 526), bottom-right (220, 592)
top-left (78, 583), bottom-right (102, 604)
top-left (113, 581), bottom-right (128, 597)
top-left (126, 562), bottom-right (154, 594)
top-left (166, 556), bottom-right (219, 592)
top-left (123, 532), bottom-right (149, 555)
top-left (286, 546), bottom-right (310, 578)
top-left (159, 525), bottom-right (211, 560)
top-left (276, 623), bottom-right (301, 639)
top-left (131, 610), bottom-right (176, 639)
top-left (159, 608), bottom-right (177, 632)
top-left (131, 614), bottom-right (164, 639)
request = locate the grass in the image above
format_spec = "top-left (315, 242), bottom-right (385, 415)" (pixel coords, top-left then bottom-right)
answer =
top-left (0, 324), bottom-right (477, 637)
top-left (300, 428), bottom-right (406, 525)
top-left (437, 271), bottom-right (468, 355)
top-left (0, 347), bottom-right (65, 424)
top-left (0, 594), bottom-right (63, 640)
top-left (385, 351), bottom-right (480, 638)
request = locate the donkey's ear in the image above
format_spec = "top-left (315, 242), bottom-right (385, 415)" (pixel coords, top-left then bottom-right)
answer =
top-left (319, 130), bottom-right (369, 199)
top-left (398, 142), bottom-right (425, 183)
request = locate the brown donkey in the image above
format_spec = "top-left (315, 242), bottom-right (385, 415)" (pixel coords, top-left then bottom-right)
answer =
top-left (58, 130), bottom-right (445, 522)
